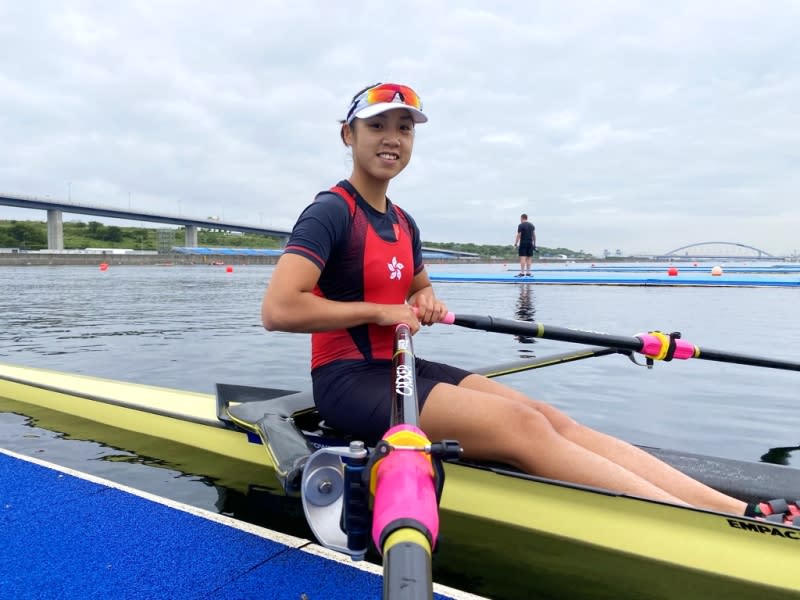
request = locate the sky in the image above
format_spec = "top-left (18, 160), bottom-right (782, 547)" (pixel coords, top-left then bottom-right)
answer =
top-left (1, 1), bottom-right (799, 257)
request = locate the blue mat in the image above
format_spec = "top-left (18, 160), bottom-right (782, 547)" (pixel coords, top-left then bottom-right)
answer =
top-left (429, 272), bottom-right (800, 287)
top-left (0, 450), bottom-right (465, 599)
top-left (507, 265), bottom-right (800, 274)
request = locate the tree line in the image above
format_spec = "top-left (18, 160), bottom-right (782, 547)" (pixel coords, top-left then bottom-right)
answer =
top-left (0, 219), bottom-right (592, 259)
top-left (0, 220), bottom-right (282, 251)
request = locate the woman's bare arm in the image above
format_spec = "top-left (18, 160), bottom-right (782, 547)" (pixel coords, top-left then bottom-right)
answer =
top-left (261, 253), bottom-right (420, 333)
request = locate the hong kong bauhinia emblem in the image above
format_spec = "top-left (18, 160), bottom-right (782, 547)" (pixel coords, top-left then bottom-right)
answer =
top-left (388, 257), bottom-right (404, 280)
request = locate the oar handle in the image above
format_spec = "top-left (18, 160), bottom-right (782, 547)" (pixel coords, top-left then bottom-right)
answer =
top-left (410, 306), bottom-right (456, 325)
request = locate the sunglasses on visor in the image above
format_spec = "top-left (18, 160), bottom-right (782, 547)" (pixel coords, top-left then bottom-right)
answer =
top-left (346, 83), bottom-right (423, 122)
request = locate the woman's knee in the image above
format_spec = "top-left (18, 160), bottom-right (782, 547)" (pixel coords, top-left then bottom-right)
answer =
top-left (527, 399), bottom-right (580, 433)
top-left (502, 402), bottom-right (558, 443)
top-left (476, 404), bottom-right (561, 467)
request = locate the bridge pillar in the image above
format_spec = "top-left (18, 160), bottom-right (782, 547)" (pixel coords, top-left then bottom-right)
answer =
top-left (47, 210), bottom-right (64, 250)
top-left (184, 225), bottom-right (198, 247)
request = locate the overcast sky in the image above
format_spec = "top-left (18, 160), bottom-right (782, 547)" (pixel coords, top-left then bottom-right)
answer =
top-left (1, 2), bottom-right (799, 256)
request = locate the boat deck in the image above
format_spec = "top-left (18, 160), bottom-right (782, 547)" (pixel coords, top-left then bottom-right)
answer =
top-left (0, 448), bottom-right (478, 600)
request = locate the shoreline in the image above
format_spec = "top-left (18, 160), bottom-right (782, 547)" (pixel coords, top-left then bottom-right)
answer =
top-left (0, 253), bottom-right (492, 267)
top-left (3, 253), bottom-right (783, 267)
top-left (0, 252), bottom-right (280, 266)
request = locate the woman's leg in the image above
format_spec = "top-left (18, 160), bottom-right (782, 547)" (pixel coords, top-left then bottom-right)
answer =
top-left (420, 380), bottom-right (688, 504)
top-left (532, 409), bottom-right (746, 513)
top-left (420, 374), bottom-right (746, 514)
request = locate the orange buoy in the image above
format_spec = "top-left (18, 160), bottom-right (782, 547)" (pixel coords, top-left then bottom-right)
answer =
top-left (226, 265), bottom-right (233, 273)
top-left (711, 265), bottom-right (723, 276)
top-left (667, 266), bottom-right (678, 276)
top-left (99, 263), bottom-right (109, 271)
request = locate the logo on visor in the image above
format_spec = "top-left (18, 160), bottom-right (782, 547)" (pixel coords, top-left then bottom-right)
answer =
top-left (388, 256), bottom-right (404, 280)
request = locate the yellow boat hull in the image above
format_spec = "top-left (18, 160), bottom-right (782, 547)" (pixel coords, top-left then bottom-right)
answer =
top-left (2, 362), bottom-right (799, 599)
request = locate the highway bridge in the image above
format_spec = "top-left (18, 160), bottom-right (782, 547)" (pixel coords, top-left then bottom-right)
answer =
top-left (0, 193), bottom-right (291, 250)
top-left (0, 192), bottom-right (481, 260)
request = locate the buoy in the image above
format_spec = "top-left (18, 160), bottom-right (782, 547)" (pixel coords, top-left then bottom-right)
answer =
top-left (667, 267), bottom-right (678, 276)
top-left (99, 263), bottom-right (109, 271)
top-left (692, 262), bottom-right (698, 267)
top-left (226, 265), bottom-right (233, 273)
top-left (711, 265), bottom-right (723, 276)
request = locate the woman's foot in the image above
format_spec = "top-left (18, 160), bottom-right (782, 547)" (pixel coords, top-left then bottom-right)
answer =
top-left (745, 499), bottom-right (800, 527)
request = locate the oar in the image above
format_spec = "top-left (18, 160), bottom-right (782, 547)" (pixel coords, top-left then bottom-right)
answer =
top-left (370, 322), bottom-right (461, 600)
top-left (439, 313), bottom-right (800, 372)
top-left (477, 346), bottom-right (625, 378)
top-left (300, 323), bottom-right (459, 599)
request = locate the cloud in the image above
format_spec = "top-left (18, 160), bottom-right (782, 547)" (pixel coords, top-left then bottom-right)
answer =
top-left (539, 110), bottom-right (580, 131)
top-left (1, 1), bottom-right (799, 257)
top-left (480, 132), bottom-right (526, 146)
top-left (558, 122), bottom-right (655, 153)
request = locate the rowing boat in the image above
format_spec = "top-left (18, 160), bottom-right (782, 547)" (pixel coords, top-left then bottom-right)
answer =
top-left (1, 358), bottom-right (799, 599)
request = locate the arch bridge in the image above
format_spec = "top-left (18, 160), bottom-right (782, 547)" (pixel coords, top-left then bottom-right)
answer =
top-left (657, 241), bottom-right (776, 260)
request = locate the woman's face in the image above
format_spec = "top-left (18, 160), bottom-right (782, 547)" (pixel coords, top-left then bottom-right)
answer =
top-left (346, 109), bottom-right (415, 182)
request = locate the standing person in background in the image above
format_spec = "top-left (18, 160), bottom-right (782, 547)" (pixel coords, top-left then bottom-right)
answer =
top-left (514, 213), bottom-right (536, 277)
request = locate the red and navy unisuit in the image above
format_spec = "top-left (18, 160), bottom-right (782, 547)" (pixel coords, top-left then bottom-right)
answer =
top-left (283, 180), bottom-right (423, 368)
top-left (283, 180), bottom-right (471, 443)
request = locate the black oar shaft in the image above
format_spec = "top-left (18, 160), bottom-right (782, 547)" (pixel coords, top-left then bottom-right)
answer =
top-left (383, 531), bottom-right (432, 600)
top-left (695, 347), bottom-right (800, 371)
top-left (452, 314), bottom-right (800, 372)
top-left (391, 323), bottom-right (420, 428)
top-left (453, 315), bottom-right (645, 352)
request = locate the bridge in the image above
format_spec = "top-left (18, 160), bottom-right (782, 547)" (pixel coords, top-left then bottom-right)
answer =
top-left (0, 193), bottom-right (292, 250)
top-left (654, 241), bottom-right (782, 261)
top-left (0, 192), bottom-right (481, 259)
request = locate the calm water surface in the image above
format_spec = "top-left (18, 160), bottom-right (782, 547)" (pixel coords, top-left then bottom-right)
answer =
top-left (1, 263), bottom-right (799, 569)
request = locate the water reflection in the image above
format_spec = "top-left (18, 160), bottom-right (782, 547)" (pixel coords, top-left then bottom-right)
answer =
top-left (760, 445), bottom-right (800, 466)
top-left (514, 283), bottom-right (537, 351)
top-left (215, 485), bottom-right (318, 540)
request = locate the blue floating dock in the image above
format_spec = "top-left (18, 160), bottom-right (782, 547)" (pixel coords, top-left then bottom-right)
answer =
top-left (0, 449), bottom-right (478, 600)
top-left (507, 265), bottom-right (800, 274)
top-left (429, 271), bottom-right (800, 287)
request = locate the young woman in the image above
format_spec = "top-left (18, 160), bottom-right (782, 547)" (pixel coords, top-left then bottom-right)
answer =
top-left (261, 82), bottom-right (778, 521)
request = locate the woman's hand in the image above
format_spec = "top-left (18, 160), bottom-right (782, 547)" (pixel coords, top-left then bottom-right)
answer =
top-left (410, 294), bottom-right (448, 326)
top-left (374, 303), bottom-right (421, 333)
top-left (406, 271), bottom-right (447, 328)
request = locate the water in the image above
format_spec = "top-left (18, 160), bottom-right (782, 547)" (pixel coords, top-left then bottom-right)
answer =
top-left (1, 263), bottom-right (799, 579)
top-left (2, 262), bottom-right (799, 461)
